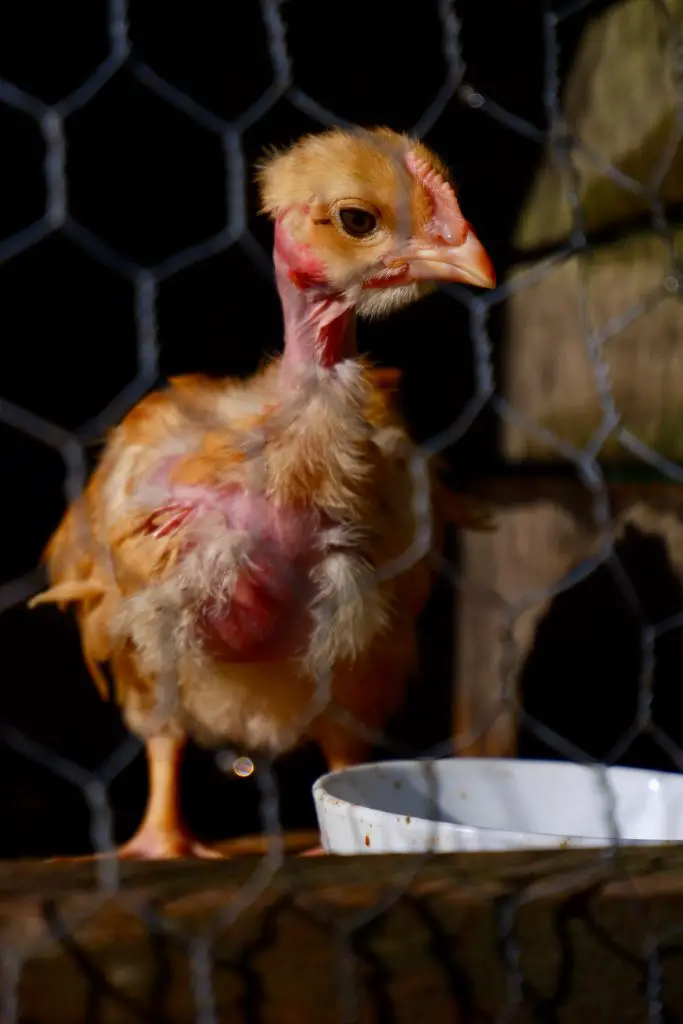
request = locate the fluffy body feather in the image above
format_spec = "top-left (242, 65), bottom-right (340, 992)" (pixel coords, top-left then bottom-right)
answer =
top-left (30, 126), bottom-right (495, 858)
top-left (41, 360), bottom-right (439, 756)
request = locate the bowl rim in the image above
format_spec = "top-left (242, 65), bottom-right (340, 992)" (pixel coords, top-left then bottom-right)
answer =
top-left (312, 757), bottom-right (683, 845)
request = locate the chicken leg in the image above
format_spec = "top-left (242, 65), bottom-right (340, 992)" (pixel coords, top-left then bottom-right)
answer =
top-left (117, 736), bottom-right (222, 859)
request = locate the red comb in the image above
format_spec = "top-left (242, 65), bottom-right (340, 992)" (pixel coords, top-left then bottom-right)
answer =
top-left (405, 150), bottom-right (468, 246)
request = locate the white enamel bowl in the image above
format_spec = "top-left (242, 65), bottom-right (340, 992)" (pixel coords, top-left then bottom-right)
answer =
top-left (313, 757), bottom-right (683, 853)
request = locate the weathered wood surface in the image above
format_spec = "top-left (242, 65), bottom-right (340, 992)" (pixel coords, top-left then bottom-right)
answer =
top-left (454, 499), bottom-right (582, 758)
top-left (453, 477), bottom-right (683, 757)
top-left (516, 0), bottom-right (683, 251)
top-left (504, 0), bottom-right (683, 463)
top-left (503, 242), bottom-right (683, 463)
top-left (4, 842), bottom-right (683, 1023)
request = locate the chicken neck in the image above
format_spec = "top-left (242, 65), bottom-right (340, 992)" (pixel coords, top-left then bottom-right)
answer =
top-left (274, 218), bottom-right (358, 373)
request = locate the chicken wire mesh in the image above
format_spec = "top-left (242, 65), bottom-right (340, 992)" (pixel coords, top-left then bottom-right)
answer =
top-left (0, 0), bottom-right (682, 1019)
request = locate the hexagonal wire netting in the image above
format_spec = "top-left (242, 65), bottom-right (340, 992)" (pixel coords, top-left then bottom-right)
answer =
top-left (0, 0), bottom-right (682, 1019)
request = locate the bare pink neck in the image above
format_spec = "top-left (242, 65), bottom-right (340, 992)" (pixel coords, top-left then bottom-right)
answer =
top-left (273, 220), bottom-right (357, 374)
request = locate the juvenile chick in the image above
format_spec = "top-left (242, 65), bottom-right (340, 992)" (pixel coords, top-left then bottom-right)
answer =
top-left (30, 126), bottom-right (495, 858)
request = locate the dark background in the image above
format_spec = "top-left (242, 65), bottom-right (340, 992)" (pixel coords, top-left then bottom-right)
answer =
top-left (1, 0), bottom-right (681, 860)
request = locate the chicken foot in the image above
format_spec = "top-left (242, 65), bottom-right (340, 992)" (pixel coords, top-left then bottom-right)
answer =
top-left (116, 735), bottom-right (222, 859)
top-left (41, 736), bottom-right (220, 862)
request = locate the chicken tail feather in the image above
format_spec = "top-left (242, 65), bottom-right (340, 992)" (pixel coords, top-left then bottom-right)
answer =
top-left (27, 579), bottom-right (106, 610)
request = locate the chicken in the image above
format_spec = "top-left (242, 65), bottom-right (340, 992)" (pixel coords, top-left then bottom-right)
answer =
top-left (28, 126), bottom-right (495, 859)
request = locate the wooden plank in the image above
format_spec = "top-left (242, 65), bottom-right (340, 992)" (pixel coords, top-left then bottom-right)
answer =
top-left (4, 844), bottom-right (683, 1022)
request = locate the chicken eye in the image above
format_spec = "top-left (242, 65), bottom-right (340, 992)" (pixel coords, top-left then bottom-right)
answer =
top-left (338, 207), bottom-right (378, 237)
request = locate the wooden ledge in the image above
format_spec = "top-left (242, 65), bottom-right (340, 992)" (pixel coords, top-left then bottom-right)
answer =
top-left (3, 840), bottom-right (683, 1021)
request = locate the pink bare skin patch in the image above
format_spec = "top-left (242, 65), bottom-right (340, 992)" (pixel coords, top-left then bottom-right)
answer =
top-left (274, 210), bottom-right (330, 291)
top-left (141, 462), bottom-right (320, 662)
top-left (199, 546), bottom-right (316, 663)
top-left (274, 214), bottom-right (357, 370)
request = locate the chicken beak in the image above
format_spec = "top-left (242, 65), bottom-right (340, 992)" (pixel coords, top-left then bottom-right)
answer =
top-left (397, 226), bottom-right (496, 289)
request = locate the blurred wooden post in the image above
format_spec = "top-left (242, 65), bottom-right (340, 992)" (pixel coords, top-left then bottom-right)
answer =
top-left (453, 477), bottom-right (683, 757)
top-left (454, 499), bottom-right (593, 757)
top-left (451, 0), bottom-right (683, 758)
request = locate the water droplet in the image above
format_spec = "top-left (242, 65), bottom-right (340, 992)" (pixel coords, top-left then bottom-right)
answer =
top-left (233, 756), bottom-right (255, 778)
